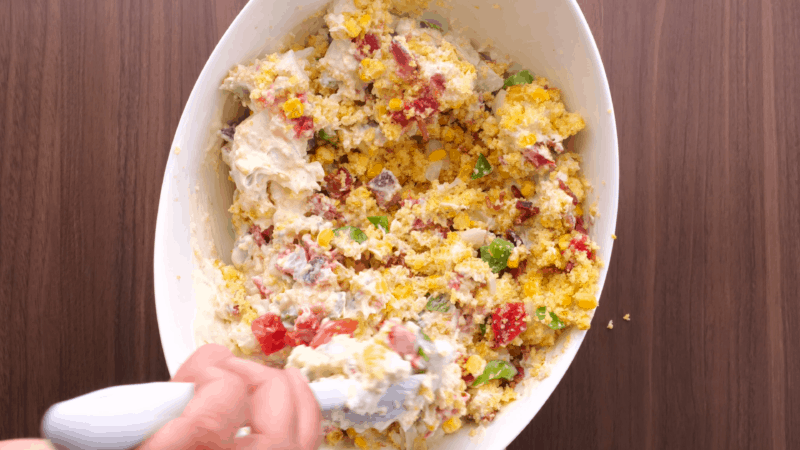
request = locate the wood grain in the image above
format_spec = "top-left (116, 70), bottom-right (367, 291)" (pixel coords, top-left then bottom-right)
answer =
top-left (0, 0), bottom-right (797, 448)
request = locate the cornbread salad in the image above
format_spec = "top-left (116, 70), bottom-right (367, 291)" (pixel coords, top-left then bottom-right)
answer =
top-left (197, 0), bottom-right (601, 447)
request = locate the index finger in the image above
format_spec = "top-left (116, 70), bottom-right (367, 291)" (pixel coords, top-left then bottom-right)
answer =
top-left (173, 344), bottom-right (234, 384)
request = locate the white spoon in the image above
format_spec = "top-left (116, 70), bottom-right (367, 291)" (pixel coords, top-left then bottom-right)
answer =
top-left (41, 376), bottom-right (424, 450)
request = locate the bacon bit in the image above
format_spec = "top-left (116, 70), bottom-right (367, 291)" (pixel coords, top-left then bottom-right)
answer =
top-left (508, 362), bottom-right (525, 386)
top-left (252, 276), bottom-right (270, 299)
top-left (390, 41), bottom-right (416, 78)
top-left (231, 305), bottom-right (240, 316)
top-left (353, 259), bottom-right (369, 273)
top-left (308, 193), bottom-right (343, 220)
top-left (354, 33), bottom-right (380, 56)
top-left (386, 253), bottom-right (407, 267)
top-left (575, 216), bottom-right (588, 234)
top-left (417, 119), bottom-right (429, 141)
top-left (514, 201), bottom-right (539, 224)
top-left (558, 180), bottom-right (579, 205)
top-left (505, 229), bottom-right (523, 246)
top-left (564, 261), bottom-right (575, 273)
top-left (564, 136), bottom-right (575, 153)
top-left (292, 116), bottom-right (314, 138)
top-left (250, 224), bottom-right (266, 246)
top-left (430, 73), bottom-right (446, 93)
top-left (462, 373), bottom-right (475, 385)
top-left (249, 224), bottom-right (274, 247)
top-left (480, 412), bottom-right (497, 424)
top-left (569, 235), bottom-right (595, 260)
top-left (485, 196), bottom-right (502, 211)
top-left (540, 266), bottom-right (564, 275)
top-left (524, 148), bottom-right (556, 169)
top-left (510, 185), bottom-right (523, 199)
top-left (324, 168), bottom-right (354, 200)
top-left (411, 218), bottom-right (449, 237)
top-left (390, 110), bottom-right (411, 127)
top-left (507, 259), bottom-right (527, 280)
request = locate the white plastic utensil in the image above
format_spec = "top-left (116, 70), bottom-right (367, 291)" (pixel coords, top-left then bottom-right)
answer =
top-left (41, 376), bottom-right (424, 450)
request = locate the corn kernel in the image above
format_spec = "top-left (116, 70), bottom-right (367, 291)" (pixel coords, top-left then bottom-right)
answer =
top-left (507, 253), bottom-right (519, 268)
top-left (282, 98), bottom-right (304, 119)
top-left (359, 58), bottom-right (385, 82)
top-left (326, 429), bottom-right (344, 446)
top-left (465, 355), bottom-right (486, 376)
top-left (575, 205), bottom-right (584, 217)
top-left (529, 88), bottom-right (551, 103)
top-left (357, 13), bottom-right (371, 28)
top-left (367, 163), bottom-right (383, 178)
top-left (453, 212), bottom-right (470, 230)
top-left (346, 428), bottom-right (357, 439)
top-left (577, 294), bottom-right (598, 309)
top-left (376, 279), bottom-right (388, 294)
top-left (388, 98), bottom-right (404, 111)
top-left (612, 233), bottom-right (617, 240)
top-left (517, 133), bottom-right (538, 148)
top-left (354, 436), bottom-right (368, 449)
top-left (520, 181), bottom-right (535, 197)
top-left (344, 17), bottom-right (361, 38)
top-left (523, 280), bottom-right (538, 298)
top-left (442, 416), bottom-right (462, 434)
top-left (428, 149), bottom-right (447, 162)
top-left (317, 229), bottom-right (334, 247)
top-left (558, 234), bottom-right (572, 250)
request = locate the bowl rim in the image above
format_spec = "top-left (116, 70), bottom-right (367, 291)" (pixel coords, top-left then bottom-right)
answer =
top-left (153, 0), bottom-right (618, 447)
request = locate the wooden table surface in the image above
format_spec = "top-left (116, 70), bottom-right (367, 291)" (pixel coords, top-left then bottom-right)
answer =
top-left (2, 0), bottom-right (798, 448)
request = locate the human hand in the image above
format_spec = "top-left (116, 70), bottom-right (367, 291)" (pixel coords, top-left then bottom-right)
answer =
top-left (139, 344), bottom-right (322, 450)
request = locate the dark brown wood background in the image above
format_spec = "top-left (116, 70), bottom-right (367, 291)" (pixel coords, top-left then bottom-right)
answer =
top-left (1, 0), bottom-right (798, 448)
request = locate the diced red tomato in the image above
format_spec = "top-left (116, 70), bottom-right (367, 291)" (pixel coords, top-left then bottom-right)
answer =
top-left (491, 302), bottom-right (527, 346)
top-left (569, 235), bottom-right (595, 260)
top-left (309, 319), bottom-right (359, 348)
top-left (388, 324), bottom-right (417, 355)
top-left (251, 313), bottom-right (287, 355)
top-left (292, 116), bottom-right (314, 138)
top-left (285, 308), bottom-right (323, 346)
top-left (390, 41), bottom-right (415, 78)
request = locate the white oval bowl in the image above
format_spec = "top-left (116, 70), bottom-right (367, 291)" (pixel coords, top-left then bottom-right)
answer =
top-left (154, 0), bottom-right (618, 448)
